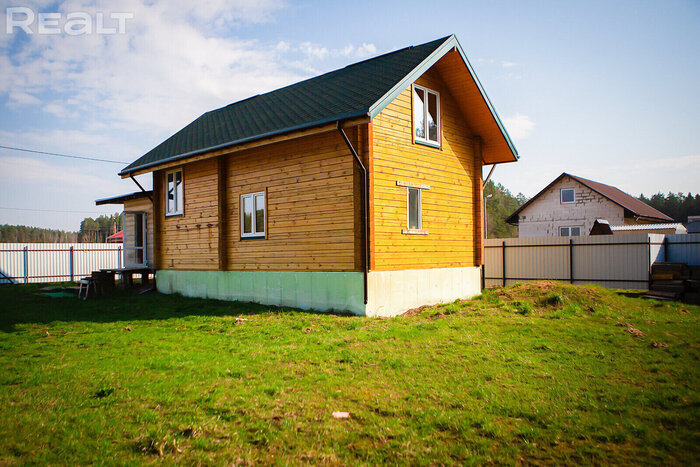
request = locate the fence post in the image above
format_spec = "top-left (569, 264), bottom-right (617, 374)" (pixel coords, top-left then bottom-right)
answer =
top-left (502, 241), bottom-right (506, 287)
top-left (663, 236), bottom-right (669, 262)
top-left (69, 246), bottom-right (74, 282)
top-left (118, 245), bottom-right (122, 269)
top-left (647, 236), bottom-right (652, 289)
top-left (569, 239), bottom-right (574, 284)
top-left (23, 246), bottom-right (29, 284)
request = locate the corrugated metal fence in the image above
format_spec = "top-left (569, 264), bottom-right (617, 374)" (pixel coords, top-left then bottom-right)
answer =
top-left (485, 233), bottom-right (700, 289)
top-left (0, 243), bottom-right (122, 284)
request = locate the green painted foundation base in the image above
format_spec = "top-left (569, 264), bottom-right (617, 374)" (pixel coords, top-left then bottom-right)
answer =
top-left (157, 267), bottom-right (483, 317)
top-left (156, 270), bottom-right (366, 315)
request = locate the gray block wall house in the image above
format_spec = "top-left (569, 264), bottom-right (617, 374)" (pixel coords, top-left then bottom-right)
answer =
top-left (506, 173), bottom-right (672, 238)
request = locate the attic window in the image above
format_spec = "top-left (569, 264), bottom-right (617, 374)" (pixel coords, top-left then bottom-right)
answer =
top-left (560, 188), bottom-right (575, 204)
top-left (413, 85), bottom-right (440, 146)
top-left (165, 169), bottom-right (183, 216)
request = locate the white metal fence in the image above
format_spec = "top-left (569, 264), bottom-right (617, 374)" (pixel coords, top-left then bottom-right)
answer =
top-left (484, 233), bottom-right (700, 289)
top-left (0, 243), bottom-right (122, 284)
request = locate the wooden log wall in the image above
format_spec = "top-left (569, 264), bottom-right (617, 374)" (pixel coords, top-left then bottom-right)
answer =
top-left (370, 66), bottom-right (481, 271)
top-left (154, 129), bottom-right (363, 272)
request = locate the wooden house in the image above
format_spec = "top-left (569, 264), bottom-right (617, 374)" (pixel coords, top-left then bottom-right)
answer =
top-left (506, 173), bottom-right (672, 238)
top-left (107, 35), bottom-right (518, 316)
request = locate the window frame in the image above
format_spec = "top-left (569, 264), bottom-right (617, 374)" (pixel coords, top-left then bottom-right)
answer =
top-left (560, 188), bottom-right (575, 204)
top-left (559, 226), bottom-right (582, 237)
top-left (406, 186), bottom-right (422, 231)
top-left (240, 191), bottom-right (266, 239)
top-left (413, 84), bottom-right (441, 147)
top-left (398, 181), bottom-right (429, 235)
top-left (165, 169), bottom-right (184, 217)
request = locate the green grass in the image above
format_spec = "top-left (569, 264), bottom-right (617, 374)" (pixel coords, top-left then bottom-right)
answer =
top-left (0, 281), bottom-right (698, 465)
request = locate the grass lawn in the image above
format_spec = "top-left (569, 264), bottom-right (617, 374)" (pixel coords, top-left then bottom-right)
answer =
top-left (0, 281), bottom-right (698, 465)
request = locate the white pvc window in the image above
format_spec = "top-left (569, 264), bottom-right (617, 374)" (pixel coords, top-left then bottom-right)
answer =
top-left (560, 188), bottom-right (575, 204)
top-left (241, 192), bottom-right (265, 238)
top-left (165, 169), bottom-right (183, 216)
top-left (559, 226), bottom-right (582, 237)
top-left (413, 85), bottom-right (440, 145)
top-left (407, 187), bottom-right (422, 230)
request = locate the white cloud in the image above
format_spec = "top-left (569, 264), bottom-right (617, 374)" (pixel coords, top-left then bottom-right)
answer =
top-left (340, 42), bottom-right (377, 59)
top-left (0, 1), bottom-right (390, 229)
top-left (299, 41), bottom-right (329, 60)
top-left (503, 114), bottom-right (535, 140)
top-left (501, 60), bottom-right (516, 68)
top-left (8, 91), bottom-right (42, 106)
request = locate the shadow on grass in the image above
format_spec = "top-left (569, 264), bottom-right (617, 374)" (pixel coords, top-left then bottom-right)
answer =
top-left (0, 283), bottom-right (355, 332)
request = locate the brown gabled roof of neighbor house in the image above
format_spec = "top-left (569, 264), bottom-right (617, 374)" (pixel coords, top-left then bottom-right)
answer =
top-left (506, 173), bottom-right (673, 224)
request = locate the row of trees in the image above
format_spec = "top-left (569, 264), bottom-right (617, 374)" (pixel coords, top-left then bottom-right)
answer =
top-left (638, 192), bottom-right (700, 223)
top-left (0, 224), bottom-right (78, 243)
top-left (0, 214), bottom-right (122, 243)
top-left (484, 180), bottom-right (528, 238)
top-left (78, 214), bottom-right (122, 243)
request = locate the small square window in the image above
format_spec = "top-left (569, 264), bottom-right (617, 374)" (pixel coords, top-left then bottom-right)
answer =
top-left (165, 169), bottom-right (183, 216)
top-left (561, 188), bottom-right (575, 204)
top-left (241, 192), bottom-right (265, 238)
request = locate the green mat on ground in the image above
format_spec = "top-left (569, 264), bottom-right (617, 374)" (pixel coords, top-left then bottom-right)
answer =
top-left (41, 292), bottom-right (76, 298)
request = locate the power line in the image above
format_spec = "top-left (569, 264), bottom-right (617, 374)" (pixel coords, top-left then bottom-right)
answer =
top-left (0, 206), bottom-right (118, 214)
top-left (0, 144), bottom-right (129, 164)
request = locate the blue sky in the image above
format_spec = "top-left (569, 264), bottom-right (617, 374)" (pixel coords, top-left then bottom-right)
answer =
top-left (0, 0), bottom-right (698, 231)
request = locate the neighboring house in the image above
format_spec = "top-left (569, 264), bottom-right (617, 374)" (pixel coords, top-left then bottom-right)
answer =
top-left (506, 173), bottom-right (672, 238)
top-left (106, 230), bottom-right (123, 243)
top-left (96, 191), bottom-right (154, 268)
top-left (99, 35), bottom-right (518, 316)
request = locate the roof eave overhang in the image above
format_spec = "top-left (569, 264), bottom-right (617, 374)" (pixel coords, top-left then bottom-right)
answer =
top-left (119, 111), bottom-right (370, 177)
top-left (367, 34), bottom-right (519, 163)
top-left (95, 190), bottom-right (154, 205)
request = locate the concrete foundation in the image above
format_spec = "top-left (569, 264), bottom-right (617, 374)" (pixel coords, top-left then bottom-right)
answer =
top-left (157, 266), bottom-right (482, 317)
top-left (365, 266), bottom-right (482, 317)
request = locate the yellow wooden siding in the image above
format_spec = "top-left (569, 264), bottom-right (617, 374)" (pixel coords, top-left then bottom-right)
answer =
top-left (224, 130), bottom-right (358, 271)
top-left (371, 66), bottom-right (480, 271)
top-left (155, 129), bottom-right (362, 272)
top-left (155, 159), bottom-right (220, 270)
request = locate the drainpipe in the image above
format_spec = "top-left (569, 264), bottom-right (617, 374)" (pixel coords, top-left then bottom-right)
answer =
top-left (129, 174), bottom-right (153, 203)
top-left (337, 121), bottom-right (369, 305)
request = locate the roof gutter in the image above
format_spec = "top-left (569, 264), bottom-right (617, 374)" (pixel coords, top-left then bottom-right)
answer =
top-left (120, 110), bottom-right (370, 177)
top-left (337, 120), bottom-right (369, 305)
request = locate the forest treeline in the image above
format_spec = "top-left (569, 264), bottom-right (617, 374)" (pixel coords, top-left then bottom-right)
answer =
top-left (484, 180), bottom-right (528, 238)
top-left (1, 213), bottom-right (122, 243)
top-left (638, 192), bottom-right (700, 223)
top-left (78, 214), bottom-right (122, 243)
top-left (0, 224), bottom-right (78, 243)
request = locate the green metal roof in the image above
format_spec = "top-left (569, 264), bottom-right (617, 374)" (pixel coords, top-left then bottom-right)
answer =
top-left (120, 35), bottom-right (517, 175)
